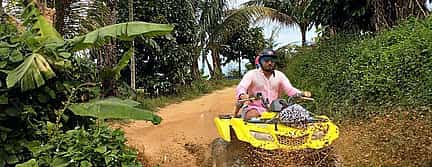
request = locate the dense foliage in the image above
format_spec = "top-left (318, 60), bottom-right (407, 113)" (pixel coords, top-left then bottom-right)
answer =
top-left (221, 26), bottom-right (265, 67)
top-left (312, 0), bottom-right (430, 34)
top-left (0, 2), bottom-right (169, 166)
top-left (118, 0), bottom-right (199, 96)
top-left (21, 124), bottom-right (141, 167)
top-left (285, 17), bottom-right (432, 118)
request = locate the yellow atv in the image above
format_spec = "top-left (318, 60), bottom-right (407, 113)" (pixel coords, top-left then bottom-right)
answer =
top-left (211, 95), bottom-right (340, 167)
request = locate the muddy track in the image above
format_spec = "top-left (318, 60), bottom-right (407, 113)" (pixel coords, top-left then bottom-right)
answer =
top-left (122, 87), bottom-right (236, 167)
top-left (120, 86), bottom-right (432, 167)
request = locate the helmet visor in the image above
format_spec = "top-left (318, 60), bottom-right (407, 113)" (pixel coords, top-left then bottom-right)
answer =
top-left (260, 56), bottom-right (277, 63)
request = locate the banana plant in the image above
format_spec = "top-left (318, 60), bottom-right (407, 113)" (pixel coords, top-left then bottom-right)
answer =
top-left (68, 97), bottom-right (162, 124)
top-left (1, 1), bottom-right (173, 122)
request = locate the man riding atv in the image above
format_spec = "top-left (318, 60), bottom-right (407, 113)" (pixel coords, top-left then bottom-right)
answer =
top-left (235, 48), bottom-right (312, 120)
top-left (211, 48), bottom-right (340, 166)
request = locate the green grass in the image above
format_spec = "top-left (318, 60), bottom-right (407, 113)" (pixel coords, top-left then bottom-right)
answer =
top-left (136, 79), bottom-right (238, 111)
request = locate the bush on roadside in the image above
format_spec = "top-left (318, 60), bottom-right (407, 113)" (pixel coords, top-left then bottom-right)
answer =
top-left (284, 17), bottom-right (432, 118)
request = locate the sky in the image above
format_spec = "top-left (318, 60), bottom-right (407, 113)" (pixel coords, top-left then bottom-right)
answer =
top-left (229, 0), bottom-right (317, 47)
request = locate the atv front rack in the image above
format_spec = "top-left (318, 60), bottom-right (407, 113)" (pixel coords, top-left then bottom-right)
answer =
top-left (218, 114), bottom-right (328, 124)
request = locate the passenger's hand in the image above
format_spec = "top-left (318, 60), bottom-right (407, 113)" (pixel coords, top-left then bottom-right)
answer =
top-left (302, 91), bottom-right (312, 97)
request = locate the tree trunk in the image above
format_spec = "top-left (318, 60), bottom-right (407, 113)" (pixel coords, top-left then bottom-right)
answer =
top-left (192, 56), bottom-right (200, 79)
top-left (205, 53), bottom-right (214, 77)
top-left (0, 0), bottom-right (3, 23)
top-left (55, 0), bottom-right (72, 35)
top-left (211, 48), bottom-right (222, 80)
top-left (300, 23), bottom-right (307, 46)
top-left (129, 0), bottom-right (136, 90)
top-left (191, 45), bottom-right (202, 80)
top-left (238, 51), bottom-right (241, 78)
top-left (101, 0), bottom-right (118, 97)
top-left (103, 0), bottom-right (118, 67)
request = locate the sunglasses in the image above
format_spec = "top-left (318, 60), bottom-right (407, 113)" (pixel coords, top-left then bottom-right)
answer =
top-left (260, 56), bottom-right (277, 63)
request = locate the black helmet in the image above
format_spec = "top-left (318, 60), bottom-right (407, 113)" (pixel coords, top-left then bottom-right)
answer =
top-left (258, 48), bottom-right (277, 70)
top-left (258, 48), bottom-right (277, 58)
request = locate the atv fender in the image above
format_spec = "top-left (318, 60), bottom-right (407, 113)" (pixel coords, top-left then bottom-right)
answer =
top-left (229, 119), bottom-right (250, 142)
top-left (214, 117), bottom-right (231, 142)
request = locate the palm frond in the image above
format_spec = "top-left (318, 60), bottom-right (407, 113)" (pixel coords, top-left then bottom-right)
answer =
top-left (211, 6), bottom-right (294, 44)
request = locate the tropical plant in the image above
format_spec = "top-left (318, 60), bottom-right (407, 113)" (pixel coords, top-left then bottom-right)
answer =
top-left (0, 1), bottom-right (172, 165)
top-left (19, 124), bottom-right (142, 167)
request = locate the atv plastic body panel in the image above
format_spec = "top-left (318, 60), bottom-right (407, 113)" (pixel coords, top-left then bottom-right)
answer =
top-left (214, 111), bottom-right (339, 151)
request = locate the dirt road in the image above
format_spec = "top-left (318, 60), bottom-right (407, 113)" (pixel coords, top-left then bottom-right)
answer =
top-left (121, 86), bottom-right (432, 167)
top-left (122, 86), bottom-right (236, 167)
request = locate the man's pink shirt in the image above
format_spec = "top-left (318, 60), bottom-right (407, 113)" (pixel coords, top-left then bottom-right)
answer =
top-left (236, 69), bottom-right (301, 113)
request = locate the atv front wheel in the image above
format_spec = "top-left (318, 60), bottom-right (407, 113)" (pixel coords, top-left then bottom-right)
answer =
top-left (211, 138), bottom-right (230, 167)
top-left (307, 146), bottom-right (342, 167)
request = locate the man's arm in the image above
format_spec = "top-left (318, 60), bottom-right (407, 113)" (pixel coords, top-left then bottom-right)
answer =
top-left (236, 71), bottom-right (253, 98)
top-left (279, 72), bottom-right (301, 96)
top-left (234, 71), bottom-right (254, 117)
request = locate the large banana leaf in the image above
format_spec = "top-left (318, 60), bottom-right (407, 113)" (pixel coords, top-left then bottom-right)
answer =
top-left (16, 159), bottom-right (38, 167)
top-left (69, 22), bottom-right (174, 51)
top-left (33, 15), bottom-right (64, 45)
top-left (68, 97), bottom-right (162, 125)
top-left (6, 53), bottom-right (56, 91)
top-left (113, 47), bottom-right (133, 78)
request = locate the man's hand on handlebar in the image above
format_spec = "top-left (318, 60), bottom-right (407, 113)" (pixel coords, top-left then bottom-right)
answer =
top-left (239, 94), bottom-right (251, 104)
top-left (299, 91), bottom-right (314, 101)
top-left (302, 91), bottom-right (312, 97)
top-left (240, 94), bottom-right (250, 100)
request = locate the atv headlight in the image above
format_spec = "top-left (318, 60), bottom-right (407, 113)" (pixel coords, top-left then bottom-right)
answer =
top-left (250, 131), bottom-right (274, 141)
top-left (311, 130), bottom-right (326, 140)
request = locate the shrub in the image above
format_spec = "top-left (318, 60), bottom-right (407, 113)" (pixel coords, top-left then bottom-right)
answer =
top-left (284, 17), bottom-right (432, 118)
top-left (20, 124), bottom-right (141, 167)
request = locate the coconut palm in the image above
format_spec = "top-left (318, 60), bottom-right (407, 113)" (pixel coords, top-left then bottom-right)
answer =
top-left (243, 0), bottom-right (315, 46)
top-left (265, 27), bottom-right (281, 48)
top-left (196, 0), bottom-right (282, 79)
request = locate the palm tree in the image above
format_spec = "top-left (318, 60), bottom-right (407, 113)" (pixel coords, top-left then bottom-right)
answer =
top-left (196, 0), bottom-right (281, 79)
top-left (265, 27), bottom-right (281, 48)
top-left (55, 0), bottom-right (73, 35)
top-left (244, 0), bottom-right (315, 46)
top-left (196, 0), bottom-right (229, 79)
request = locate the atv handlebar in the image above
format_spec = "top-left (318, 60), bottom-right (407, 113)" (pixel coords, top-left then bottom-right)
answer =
top-left (238, 97), bottom-right (261, 102)
top-left (299, 97), bottom-right (314, 101)
top-left (238, 95), bottom-right (313, 103)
